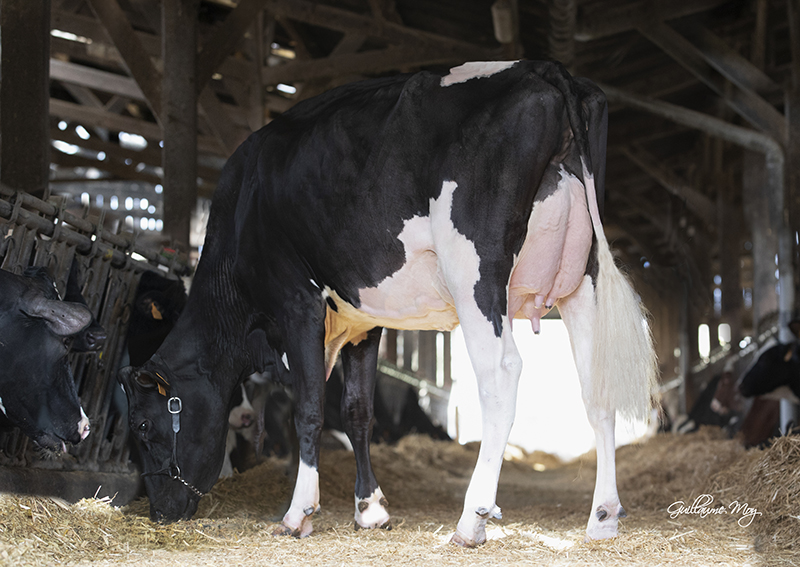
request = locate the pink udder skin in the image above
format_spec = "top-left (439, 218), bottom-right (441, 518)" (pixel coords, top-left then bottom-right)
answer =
top-left (508, 167), bottom-right (592, 333)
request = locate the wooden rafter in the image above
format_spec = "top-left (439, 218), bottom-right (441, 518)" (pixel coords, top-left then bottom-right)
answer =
top-left (49, 99), bottom-right (225, 155)
top-left (196, 0), bottom-right (271, 92)
top-left (638, 21), bottom-right (787, 144)
top-left (621, 144), bottom-right (716, 226)
top-left (84, 0), bottom-right (162, 122)
top-left (262, 0), bottom-right (494, 55)
top-left (262, 46), bottom-right (467, 86)
top-left (575, 0), bottom-right (729, 41)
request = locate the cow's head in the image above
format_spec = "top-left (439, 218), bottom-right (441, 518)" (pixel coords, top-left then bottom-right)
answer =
top-left (118, 357), bottom-right (232, 522)
top-left (0, 269), bottom-right (93, 452)
top-left (739, 343), bottom-right (800, 399)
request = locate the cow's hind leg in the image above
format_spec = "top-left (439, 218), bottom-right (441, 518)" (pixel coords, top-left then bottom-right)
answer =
top-left (340, 327), bottom-right (392, 530)
top-left (559, 274), bottom-right (625, 540)
top-left (450, 308), bottom-right (521, 547)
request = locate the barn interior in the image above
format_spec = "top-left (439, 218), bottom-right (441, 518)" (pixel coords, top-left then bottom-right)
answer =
top-left (1, 0), bottom-right (800, 563)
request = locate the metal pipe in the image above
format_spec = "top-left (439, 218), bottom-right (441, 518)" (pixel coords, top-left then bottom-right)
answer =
top-left (601, 83), bottom-right (794, 345)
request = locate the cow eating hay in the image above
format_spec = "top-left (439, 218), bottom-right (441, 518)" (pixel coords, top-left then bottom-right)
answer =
top-left (119, 60), bottom-right (657, 545)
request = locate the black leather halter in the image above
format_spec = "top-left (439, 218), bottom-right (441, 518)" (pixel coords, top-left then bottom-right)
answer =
top-left (141, 396), bottom-right (205, 499)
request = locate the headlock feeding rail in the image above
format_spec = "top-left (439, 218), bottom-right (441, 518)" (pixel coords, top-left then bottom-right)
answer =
top-left (0, 185), bottom-right (189, 502)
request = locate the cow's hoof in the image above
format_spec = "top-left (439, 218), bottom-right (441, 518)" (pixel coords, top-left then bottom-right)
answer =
top-left (584, 503), bottom-right (626, 541)
top-left (450, 529), bottom-right (484, 548)
top-left (274, 507), bottom-right (316, 538)
top-left (354, 489), bottom-right (391, 530)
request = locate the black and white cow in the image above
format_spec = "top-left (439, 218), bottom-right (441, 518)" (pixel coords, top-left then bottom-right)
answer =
top-left (0, 268), bottom-right (93, 451)
top-left (119, 60), bottom-right (656, 545)
top-left (62, 260), bottom-right (107, 353)
top-left (739, 341), bottom-right (800, 403)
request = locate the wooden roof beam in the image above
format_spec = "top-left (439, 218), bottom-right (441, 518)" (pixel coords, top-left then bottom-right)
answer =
top-left (575, 0), bottom-right (728, 41)
top-left (620, 143), bottom-right (716, 226)
top-left (49, 98), bottom-right (226, 155)
top-left (84, 0), bottom-right (162, 123)
top-left (262, 0), bottom-right (495, 56)
top-left (637, 21), bottom-right (787, 144)
top-left (196, 0), bottom-right (271, 92)
top-left (263, 45), bottom-right (468, 86)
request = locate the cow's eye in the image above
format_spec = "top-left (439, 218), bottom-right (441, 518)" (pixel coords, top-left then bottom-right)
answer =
top-left (138, 420), bottom-right (150, 436)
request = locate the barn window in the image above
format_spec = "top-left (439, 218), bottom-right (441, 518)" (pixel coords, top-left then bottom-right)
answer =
top-left (698, 324), bottom-right (711, 361)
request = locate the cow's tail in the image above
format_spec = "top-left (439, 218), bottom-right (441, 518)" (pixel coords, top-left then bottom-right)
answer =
top-left (583, 160), bottom-right (658, 422)
top-left (543, 61), bottom-right (658, 422)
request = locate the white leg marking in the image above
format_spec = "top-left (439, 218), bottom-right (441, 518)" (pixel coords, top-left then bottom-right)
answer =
top-left (220, 429), bottom-right (236, 478)
top-left (440, 61), bottom-right (518, 87)
top-left (0, 397), bottom-right (6, 416)
top-left (430, 180), bottom-right (521, 546)
top-left (279, 461), bottom-right (320, 537)
top-left (281, 352), bottom-right (290, 371)
top-left (354, 487), bottom-right (391, 529)
top-left (559, 275), bottom-right (624, 541)
top-left (78, 407), bottom-right (91, 440)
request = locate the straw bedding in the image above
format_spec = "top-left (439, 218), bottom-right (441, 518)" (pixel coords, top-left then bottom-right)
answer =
top-left (1, 429), bottom-right (797, 566)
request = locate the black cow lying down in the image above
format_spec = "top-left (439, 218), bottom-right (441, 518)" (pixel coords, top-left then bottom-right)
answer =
top-left (119, 60), bottom-right (657, 546)
top-left (0, 268), bottom-right (93, 452)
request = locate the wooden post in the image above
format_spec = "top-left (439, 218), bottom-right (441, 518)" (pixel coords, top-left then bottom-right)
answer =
top-left (402, 330), bottom-right (416, 371)
top-left (1, 0), bottom-right (51, 199)
top-left (418, 330), bottom-right (437, 382)
top-left (442, 331), bottom-right (452, 390)
top-left (384, 329), bottom-right (398, 365)
top-left (162, 0), bottom-right (199, 251)
top-left (743, 150), bottom-right (780, 333)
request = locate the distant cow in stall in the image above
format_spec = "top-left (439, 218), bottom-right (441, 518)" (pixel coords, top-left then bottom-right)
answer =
top-left (119, 61), bottom-right (656, 545)
top-left (324, 366), bottom-right (449, 445)
top-left (736, 340), bottom-right (798, 447)
top-left (23, 263), bottom-right (107, 354)
top-left (675, 363), bottom-right (744, 436)
top-left (0, 268), bottom-right (93, 452)
top-left (62, 260), bottom-right (107, 353)
top-left (126, 270), bottom-right (188, 367)
top-left (739, 341), bottom-right (800, 403)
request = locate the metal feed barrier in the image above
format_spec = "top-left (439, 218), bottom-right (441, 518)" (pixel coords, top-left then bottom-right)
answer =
top-left (0, 185), bottom-right (189, 503)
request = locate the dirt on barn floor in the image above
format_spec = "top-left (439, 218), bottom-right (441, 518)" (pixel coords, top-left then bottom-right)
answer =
top-left (1, 428), bottom-right (798, 566)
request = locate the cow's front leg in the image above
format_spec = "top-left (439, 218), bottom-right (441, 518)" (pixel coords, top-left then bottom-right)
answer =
top-left (341, 327), bottom-right (392, 530)
top-left (273, 315), bottom-right (326, 538)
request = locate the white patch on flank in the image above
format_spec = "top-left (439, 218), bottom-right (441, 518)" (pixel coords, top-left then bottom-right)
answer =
top-left (0, 397), bottom-right (6, 416)
top-left (440, 61), bottom-right (518, 87)
top-left (321, 179), bottom-right (482, 372)
top-left (281, 352), bottom-right (290, 371)
top-left (355, 487), bottom-right (391, 529)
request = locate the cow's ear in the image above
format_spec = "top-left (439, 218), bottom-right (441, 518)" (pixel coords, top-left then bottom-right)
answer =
top-left (132, 369), bottom-right (170, 396)
top-left (21, 293), bottom-right (92, 336)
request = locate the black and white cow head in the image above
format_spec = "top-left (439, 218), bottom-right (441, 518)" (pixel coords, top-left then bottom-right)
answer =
top-left (118, 355), bottom-right (235, 522)
top-left (0, 268), bottom-right (93, 452)
top-left (739, 342), bottom-right (800, 400)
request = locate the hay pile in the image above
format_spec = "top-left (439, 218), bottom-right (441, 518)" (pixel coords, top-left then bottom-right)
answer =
top-left (709, 435), bottom-right (800, 552)
top-left (2, 431), bottom-right (799, 566)
top-left (615, 426), bottom-right (752, 508)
